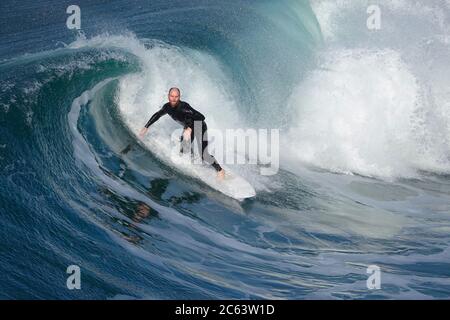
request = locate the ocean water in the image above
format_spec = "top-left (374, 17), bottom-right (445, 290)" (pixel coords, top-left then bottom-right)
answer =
top-left (0, 0), bottom-right (449, 299)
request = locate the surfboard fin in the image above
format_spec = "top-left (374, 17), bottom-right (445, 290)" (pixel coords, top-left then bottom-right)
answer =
top-left (120, 143), bottom-right (133, 155)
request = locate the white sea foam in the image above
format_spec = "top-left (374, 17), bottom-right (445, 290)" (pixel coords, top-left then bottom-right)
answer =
top-left (283, 0), bottom-right (450, 179)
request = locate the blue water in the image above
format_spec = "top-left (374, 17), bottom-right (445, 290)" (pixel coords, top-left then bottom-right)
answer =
top-left (1, 0), bottom-right (450, 299)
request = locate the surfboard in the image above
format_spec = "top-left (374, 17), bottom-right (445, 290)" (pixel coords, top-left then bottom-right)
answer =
top-left (173, 153), bottom-right (256, 201)
top-left (121, 139), bottom-right (256, 200)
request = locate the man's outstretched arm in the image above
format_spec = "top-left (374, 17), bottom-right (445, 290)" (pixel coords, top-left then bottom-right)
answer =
top-left (145, 107), bottom-right (168, 128)
top-left (139, 106), bottom-right (168, 138)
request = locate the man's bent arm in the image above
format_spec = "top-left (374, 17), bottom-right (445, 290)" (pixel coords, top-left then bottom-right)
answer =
top-left (183, 103), bottom-right (205, 129)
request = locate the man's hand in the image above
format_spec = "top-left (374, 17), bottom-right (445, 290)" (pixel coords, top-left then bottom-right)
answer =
top-left (183, 127), bottom-right (192, 141)
top-left (138, 127), bottom-right (148, 139)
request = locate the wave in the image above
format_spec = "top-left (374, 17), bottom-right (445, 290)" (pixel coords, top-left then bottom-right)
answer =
top-left (2, 0), bottom-right (448, 182)
top-left (2, 0), bottom-right (450, 300)
top-left (283, 0), bottom-right (450, 179)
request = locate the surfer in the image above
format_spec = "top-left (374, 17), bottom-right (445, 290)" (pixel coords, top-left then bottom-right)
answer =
top-left (138, 87), bottom-right (226, 179)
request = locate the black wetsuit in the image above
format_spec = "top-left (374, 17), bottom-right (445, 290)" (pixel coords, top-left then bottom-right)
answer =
top-left (144, 101), bottom-right (222, 172)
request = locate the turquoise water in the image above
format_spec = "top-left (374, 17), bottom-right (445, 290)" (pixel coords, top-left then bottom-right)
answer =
top-left (1, 0), bottom-right (449, 299)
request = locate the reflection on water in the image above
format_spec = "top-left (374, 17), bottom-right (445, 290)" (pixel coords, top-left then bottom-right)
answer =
top-left (98, 177), bottom-right (207, 245)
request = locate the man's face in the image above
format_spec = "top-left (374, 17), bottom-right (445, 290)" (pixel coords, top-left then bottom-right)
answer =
top-left (168, 90), bottom-right (180, 107)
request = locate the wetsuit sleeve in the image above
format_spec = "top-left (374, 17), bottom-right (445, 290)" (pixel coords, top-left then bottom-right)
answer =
top-left (184, 103), bottom-right (205, 129)
top-left (144, 105), bottom-right (168, 128)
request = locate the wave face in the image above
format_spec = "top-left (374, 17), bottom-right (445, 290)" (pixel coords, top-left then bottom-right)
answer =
top-left (1, 0), bottom-right (450, 299)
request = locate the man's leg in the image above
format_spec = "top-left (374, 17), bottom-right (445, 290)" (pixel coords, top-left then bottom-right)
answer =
top-left (180, 128), bottom-right (195, 157)
top-left (197, 121), bottom-right (222, 172)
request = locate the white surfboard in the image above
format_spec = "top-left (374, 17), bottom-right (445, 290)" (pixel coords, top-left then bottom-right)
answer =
top-left (128, 138), bottom-right (256, 200)
top-left (173, 153), bottom-right (256, 200)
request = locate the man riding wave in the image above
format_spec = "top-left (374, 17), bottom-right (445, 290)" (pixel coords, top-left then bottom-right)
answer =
top-left (139, 87), bottom-right (225, 179)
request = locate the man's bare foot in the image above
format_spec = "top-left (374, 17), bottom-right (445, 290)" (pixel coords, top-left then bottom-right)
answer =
top-left (217, 169), bottom-right (225, 180)
top-left (138, 127), bottom-right (148, 139)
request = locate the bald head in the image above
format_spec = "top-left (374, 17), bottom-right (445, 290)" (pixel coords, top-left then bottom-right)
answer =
top-left (168, 87), bottom-right (181, 107)
top-left (168, 87), bottom-right (180, 95)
